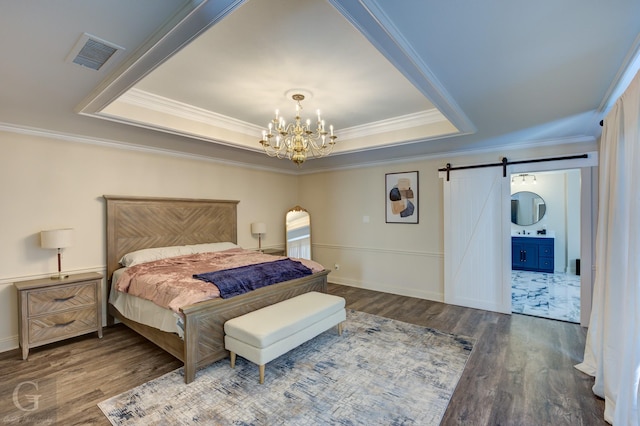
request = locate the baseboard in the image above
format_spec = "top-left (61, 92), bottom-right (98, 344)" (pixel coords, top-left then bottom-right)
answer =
top-left (329, 277), bottom-right (444, 303)
top-left (0, 335), bottom-right (19, 354)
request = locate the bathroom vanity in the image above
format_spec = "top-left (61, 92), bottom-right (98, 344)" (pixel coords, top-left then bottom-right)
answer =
top-left (511, 235), bottom-right (554, 273)
top-left (510, 189), bottom-right (554, 273)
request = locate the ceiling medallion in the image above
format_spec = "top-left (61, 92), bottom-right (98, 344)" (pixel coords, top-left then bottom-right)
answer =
top-left (259, 93), bottom-right (337, 167)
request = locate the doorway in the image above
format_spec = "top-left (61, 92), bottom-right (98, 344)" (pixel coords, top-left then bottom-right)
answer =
top-left (510, 169), bottom-right (581, 323)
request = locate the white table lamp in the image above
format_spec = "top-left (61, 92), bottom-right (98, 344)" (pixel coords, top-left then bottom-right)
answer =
top-left (251, 222), bottom-right (267, 251)
top-left (41, 228), bottom-right (73, 279)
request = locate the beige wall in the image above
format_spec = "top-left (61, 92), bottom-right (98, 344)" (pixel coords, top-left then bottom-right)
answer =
top-left (0, 130), bottom-right (298, 352)
top-left (0, 127), bottom-right (597, 352)
top-left (298, 160), bottom-right (445, 300)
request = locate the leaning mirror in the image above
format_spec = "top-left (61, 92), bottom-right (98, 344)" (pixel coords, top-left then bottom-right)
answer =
top-left (285, 206), bottom-right (311, 260)
top-left (511, 191), bottom-right (546, 226)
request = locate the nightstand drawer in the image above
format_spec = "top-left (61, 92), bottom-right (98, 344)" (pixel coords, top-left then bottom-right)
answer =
top-left (28, 306), bottom-right (98, 344)
top-left (28, 282), bottom-right (97, 315)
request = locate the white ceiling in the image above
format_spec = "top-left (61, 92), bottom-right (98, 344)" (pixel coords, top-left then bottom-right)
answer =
top-left (2, 0), bottom-right (640, 173)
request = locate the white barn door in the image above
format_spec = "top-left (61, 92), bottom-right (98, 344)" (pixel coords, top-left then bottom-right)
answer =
top-left (442, 167), bottom-right (511, 313)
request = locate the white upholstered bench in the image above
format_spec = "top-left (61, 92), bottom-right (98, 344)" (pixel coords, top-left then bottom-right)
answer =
top-left (224, 291), bottom-right (346, 384)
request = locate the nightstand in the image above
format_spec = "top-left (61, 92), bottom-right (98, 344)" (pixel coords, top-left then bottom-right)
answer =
top-left (262, 248), bottom-right (286, 256)
top-left (15, 272), bottom-right (103, 360)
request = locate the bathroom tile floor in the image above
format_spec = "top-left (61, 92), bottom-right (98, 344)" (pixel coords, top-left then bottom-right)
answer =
top-left (511, 270), bottom-right (580, 323)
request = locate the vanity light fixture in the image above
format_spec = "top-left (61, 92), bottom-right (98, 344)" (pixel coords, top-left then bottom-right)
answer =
top-left (513, 173), bottom-right (537, 185)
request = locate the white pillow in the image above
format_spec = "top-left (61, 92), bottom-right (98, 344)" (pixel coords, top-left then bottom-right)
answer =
top-left (119, 245), bottom-right (193, 267)
top-left (187, 242), bottom-right (239, 254)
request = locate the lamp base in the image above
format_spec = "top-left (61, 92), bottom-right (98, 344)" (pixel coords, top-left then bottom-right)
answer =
top-left (50, 273), bottom-right (69, 280)
top-left (51, 250), bottom-right (69, 279)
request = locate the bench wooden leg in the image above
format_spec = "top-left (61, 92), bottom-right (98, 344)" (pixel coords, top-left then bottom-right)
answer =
top-left (230, 352), bottom-right (236, 369)
top-left (259, 364), bottom-right (265, 384)
top-left (338, 322), bottom-right (343, 335)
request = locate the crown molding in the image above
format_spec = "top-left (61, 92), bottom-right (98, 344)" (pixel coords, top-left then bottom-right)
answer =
top-left (338, 108), bottom-right (449, 140)
top-left (117, 89), bottom-right (451, 144)
top-left (296, 134), bottom-right (597, 175)
top-left (0, 121), bottom-right (596, 176)
top-left (0, 122), bottom-right (296, 175)
top-left (117, 88), bottom-right (262, 137)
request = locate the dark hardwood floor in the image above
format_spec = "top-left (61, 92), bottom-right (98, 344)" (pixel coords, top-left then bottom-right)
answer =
top-left (0, 284), bottom-right (605, 425)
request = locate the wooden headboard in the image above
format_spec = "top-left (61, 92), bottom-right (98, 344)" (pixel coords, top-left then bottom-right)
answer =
top-left (104, 195), bottom-right (239, 284)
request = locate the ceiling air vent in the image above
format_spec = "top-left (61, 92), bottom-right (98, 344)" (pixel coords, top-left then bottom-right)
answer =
top-left (66, 33), bottom-right (125, 71)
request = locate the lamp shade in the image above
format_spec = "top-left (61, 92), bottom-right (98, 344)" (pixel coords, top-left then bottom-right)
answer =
top-left (40, 228), bottom-right (74, 249)
top-left (251, 222), bottom-right (267, 235)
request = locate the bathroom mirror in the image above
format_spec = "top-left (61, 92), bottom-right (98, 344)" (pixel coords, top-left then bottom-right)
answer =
top-left (511, 191), bottom-right (546, 226)
top-left (285, 206), bottom-right (311, 259)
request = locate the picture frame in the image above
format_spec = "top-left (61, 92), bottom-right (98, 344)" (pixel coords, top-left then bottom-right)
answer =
top-left (385, 171), bottom-right (419, 224)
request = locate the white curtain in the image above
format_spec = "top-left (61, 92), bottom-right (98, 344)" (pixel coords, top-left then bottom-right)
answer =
top-left (575, 69), bottom-right (640, 425)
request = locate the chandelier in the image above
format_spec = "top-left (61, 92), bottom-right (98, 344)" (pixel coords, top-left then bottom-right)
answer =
top-left (259, 93), bottom-right (337, 166)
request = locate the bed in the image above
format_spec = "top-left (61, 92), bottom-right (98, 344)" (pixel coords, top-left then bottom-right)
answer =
top-left (104, 195), bottom-right (330, 383)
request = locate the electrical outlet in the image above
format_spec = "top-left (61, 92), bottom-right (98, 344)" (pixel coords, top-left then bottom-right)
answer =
top-left (334, 263), bottom-right (340, 270)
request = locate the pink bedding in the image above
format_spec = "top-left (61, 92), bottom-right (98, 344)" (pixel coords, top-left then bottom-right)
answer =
top-left (115, 248), bottom-right (324, 313)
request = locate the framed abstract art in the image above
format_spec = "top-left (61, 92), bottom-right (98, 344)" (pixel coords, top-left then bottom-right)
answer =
top-left (385, 171), bottom-right (419, 224)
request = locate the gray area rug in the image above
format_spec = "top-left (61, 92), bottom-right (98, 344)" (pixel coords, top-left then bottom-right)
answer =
top-left (99, 310), bottom-right (474, 425)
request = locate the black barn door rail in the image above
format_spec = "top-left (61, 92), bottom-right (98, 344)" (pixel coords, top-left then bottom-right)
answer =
top-left (439, 154), bottom-right (589, 181)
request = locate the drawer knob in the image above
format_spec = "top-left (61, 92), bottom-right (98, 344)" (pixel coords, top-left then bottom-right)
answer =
top-left (54, 295), bottom-right (76, 302)
top-left (54, 320), bottom-right (76, 327)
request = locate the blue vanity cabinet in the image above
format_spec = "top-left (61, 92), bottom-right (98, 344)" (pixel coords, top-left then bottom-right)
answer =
top-left (537, 242), bottom-right (554, 272)
top-left (512, 237), bottom-right (554, 273)
top-left (512, 239), bottom-right (538, 270)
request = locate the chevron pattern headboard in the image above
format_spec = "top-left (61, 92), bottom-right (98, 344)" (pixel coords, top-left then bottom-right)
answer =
top-left (103, 195), bottom-right (239, 287)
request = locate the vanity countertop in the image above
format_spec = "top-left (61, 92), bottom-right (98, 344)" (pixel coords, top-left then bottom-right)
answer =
top-left (511, 230), bottom-right (555, 238)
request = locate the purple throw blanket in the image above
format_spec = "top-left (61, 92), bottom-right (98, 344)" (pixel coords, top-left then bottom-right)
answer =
top-left (193, 258), bottom-right (313, 298)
